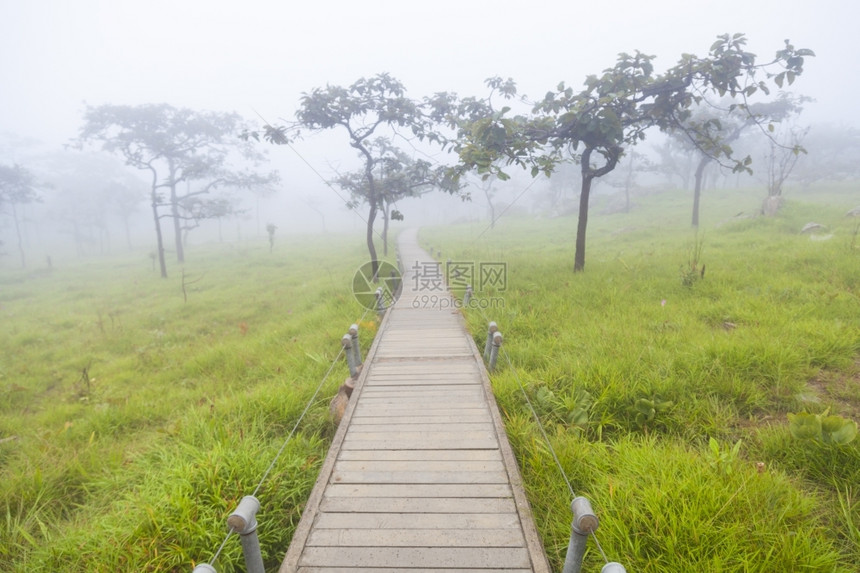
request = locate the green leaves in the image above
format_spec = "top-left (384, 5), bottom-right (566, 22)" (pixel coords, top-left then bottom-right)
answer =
top-left (789, 411), bottom-right (858, 446)
top-left (632, 395), bottom-right (673, 430)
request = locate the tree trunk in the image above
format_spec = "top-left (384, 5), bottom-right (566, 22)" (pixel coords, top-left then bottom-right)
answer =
top-left (170, 183), bottom-right (184, 264)
top-left (366, 200), bottom-right (379, 280)
top-left (692, 156), bottom-right (710, 228)
top-left (11, 202), bottom-right (25, 269)
top-left (381, 200), bottom-right (390, 257)
top-left (122, 214), bottom-right (133, 250)
top-left (481, 181), bottom-right (496, 228)
top-left (574, 174), bottom-right (592, 272)
top-left (150, 187), bottom-right (168, 278)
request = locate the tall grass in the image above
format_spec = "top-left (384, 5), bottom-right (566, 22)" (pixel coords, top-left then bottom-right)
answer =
top-left (423, 183), bottom-right (860, 571)
top-left (0, 233), bottom-right (382, 572)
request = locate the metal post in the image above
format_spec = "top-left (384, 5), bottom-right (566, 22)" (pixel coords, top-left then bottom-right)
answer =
top-left (348, 323), bottom-right (362, 365)
top-left (227, 495), bottom-right (265, 573)
top-left (342, 334), bottom-right (357, 378)
top-left (601, 564), bottom-right (627, 573)
top-left (489, 331), bottom-right (503, 372)
top-left (562, 497), bottom-right (600, 573)
top-left (463, 285), bottom-right (472, 307)
top-left (192, 564), bottom-right (216, 573)
top-left (483, 321), bottom-right (498, 362)
top-left (375, 287), bottom-right (385, 313)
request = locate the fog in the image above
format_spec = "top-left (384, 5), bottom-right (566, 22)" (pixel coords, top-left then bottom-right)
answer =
top-left (1, 0), bottom-right (857, 263)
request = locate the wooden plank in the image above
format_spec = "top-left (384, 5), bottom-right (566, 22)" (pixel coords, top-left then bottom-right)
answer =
top-left (346, 430), bottom-right (495, 441)
top-left (306, 527), bottom-right (525, 548)
top-left (325, 483), bottom-right (511, 498)
top-left (333, 460), bottom-right (504, 472)
top-left (353, 403), bottom-right (489, 413)
top-left (298, 547), bottom-right (532, 569)
top-left (357, 394), bottom-right (484, 403)
top-left (341, 439), bottom-right (499, 450)
top-left (319, 496), bottom-right (516, 513)
top-left (337, 449), bottom-right (500, 461)
top-left (313, 512), bottom-right (521, 530)
top-left (361, 388), bottom-right (483, 396)
top-left (330, 470), bottom-right (509, 484)
top-left (345, 423), bottom-right (493, 433)
top-left (350, 413), bottom-right (490, 422)
top-left (350, 414), bottom-right (491, 425)
top-left (299, 568), bottom-right (533, 573)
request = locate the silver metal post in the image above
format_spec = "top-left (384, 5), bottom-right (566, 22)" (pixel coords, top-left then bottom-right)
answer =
top-left (483, 321), bottom-right (498, 361)
top-left (463, 285), bottom-right (473, 307)
top-left (489, 331), bottom-right (503, 372)
top-left (349, 323), bottom-right (362, 365)
top-left (342, 334), bottom-right (357, 378)
top-left (562, 497), bottom-right (600, 573)
top-left (227, 496), bottom-right (265, 573)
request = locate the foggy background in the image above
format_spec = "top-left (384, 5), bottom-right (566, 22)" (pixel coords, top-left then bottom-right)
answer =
top-left (1, 0), bottom-right (856, 260)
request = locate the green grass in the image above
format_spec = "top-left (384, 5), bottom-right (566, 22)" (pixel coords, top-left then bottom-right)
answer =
top-left (3, 181), bottom-right (859, 572)
top-left (422, 182), bottom-right (860, 572)
top-left (0, 234), bottom-right (385, 572)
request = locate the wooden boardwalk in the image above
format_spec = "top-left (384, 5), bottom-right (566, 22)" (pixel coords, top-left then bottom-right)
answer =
top-left (280, 229), bottom-right (549, 573)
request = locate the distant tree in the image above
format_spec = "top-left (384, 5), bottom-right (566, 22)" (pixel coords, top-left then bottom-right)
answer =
top-left (478, 175), bottom-right (501, 228)
top-left (653, 136), bottom-right (697, 190)
top-left (603, 149), bottom-right (653, 213)
top-left (785, 123), bottom-right (860, 189)
top-left (249, 74), bottom-right (460, 277)
top-left (671, 93), bottom-right (806, 226)
top-left (37, 150), bottom-right (146, 255)
top-left (102, 178), bottom-right (146, 250)
top-left (0, 163), bottom-right (42, 267)
top-left (266, 222), bottom-right (277, 252)
top-left (77, 103), bottom-right (278, 277)
top-left (444, 35), bottom-right (813, 271)
top-left (761, 123), bottom-right (809, 215)
top-left (340, 138), bottom-right (457, 255)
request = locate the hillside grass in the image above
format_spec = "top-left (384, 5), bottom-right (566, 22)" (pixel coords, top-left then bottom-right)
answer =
top-left (421, 182), bottom-right (860, 572)
top-left (0, 234), bottom-right (383, 572)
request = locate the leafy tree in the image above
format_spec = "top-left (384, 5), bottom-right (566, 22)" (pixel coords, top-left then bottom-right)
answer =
top-left (340, 137), bottom-right (457, 255)
top-left (0, 163), bottom-right (42, 267)
top-left (446, 35), bottom-right (813, 271)
top-left (252, 73), bottom-right (460, 277)
top-left (77, 104), bottom-right (277, 277)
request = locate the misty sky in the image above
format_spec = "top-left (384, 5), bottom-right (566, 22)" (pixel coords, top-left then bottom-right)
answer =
top-left (1, 0), bottom-right (855, 146)
top-left (0, 0), bottom-right (856, 234)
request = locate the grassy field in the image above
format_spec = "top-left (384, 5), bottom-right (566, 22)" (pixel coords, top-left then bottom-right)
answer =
top-left (421, 183), bottom-right (860, 571)
top-left (0, 234), bottom-right (383, 572)
top-left (2, 181), bottom-right (858, 572)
